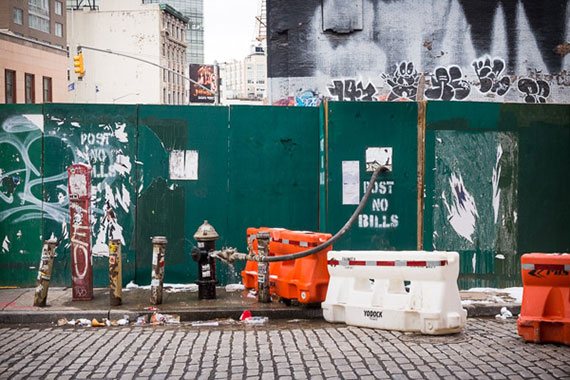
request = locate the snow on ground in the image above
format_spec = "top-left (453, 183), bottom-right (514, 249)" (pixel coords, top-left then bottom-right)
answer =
top-left (124, 281), bottom-right (246, 293)
top-left (464, 287), bottom-right (523, 303)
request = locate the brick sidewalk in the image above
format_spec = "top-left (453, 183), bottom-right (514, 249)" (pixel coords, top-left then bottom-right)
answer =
top-left (1, 319), bottom-right (568, 379)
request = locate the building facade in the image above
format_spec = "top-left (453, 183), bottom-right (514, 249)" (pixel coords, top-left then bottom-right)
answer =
top-left (267, 0), bottom-right (570, 104)
top-left (143, 0), bottom-right (204, 64)
top-left (66, 0), bottom-right (187, 104)
top-left (1, 0), bottom-right (68, 103)
top-left (220, 45), bottom-right (267, 103)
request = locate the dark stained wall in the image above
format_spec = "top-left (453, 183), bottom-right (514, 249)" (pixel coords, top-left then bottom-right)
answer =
top-left (267, 0), bottom-right (570, 105)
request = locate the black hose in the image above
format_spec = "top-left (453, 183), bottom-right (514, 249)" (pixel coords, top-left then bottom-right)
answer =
top-left (253, 163), bottom-right (388, 263)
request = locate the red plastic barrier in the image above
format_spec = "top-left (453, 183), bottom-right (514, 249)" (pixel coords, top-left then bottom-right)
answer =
top-left (241, 227), bottom-right (332, 304)
top-left (517, 253), bottom-right (570, 345)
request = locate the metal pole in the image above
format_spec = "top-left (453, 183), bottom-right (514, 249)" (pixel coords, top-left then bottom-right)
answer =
top-left (150, 236), bottom-right (167, 305)
top-left (257, 231), bottom-right (271, 303)
top-left (109, 239), bottom-right (122, 306)
top-left (33, 241), bottom-right (58, 307)
top-left (78, 45), bottom-right (216, 95)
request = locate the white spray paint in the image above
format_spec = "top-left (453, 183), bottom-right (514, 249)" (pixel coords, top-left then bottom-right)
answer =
top-left (490, 3), bottom-right (508, 59)
top-left (472, 253), bottom-right (477, 273)
top-left (23, 114), bottom-right (44, 132)
top-left (115, 184), bottom-right (131, 213)
top-left (114, 123), bottom-right (128, 143)
top-left (111, 154), bottom-right (132, 177)
top-left (442, 172), bottom-right (479, 243)
top-left (16, 230), bottom-right (22, 239)
top-left (492, 144), bottom-right (503, 224)
top-left (2, 236), bottom-right (10, 253)
top-left (516, 2), bottom-right (548, 75)
top-left (70, 122), bottom-right (81, 128)
top-left (496, 254), bottom-right (505, 259)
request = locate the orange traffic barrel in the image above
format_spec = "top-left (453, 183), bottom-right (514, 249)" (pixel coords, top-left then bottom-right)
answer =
top-left (517, 253), bottom-right (570, 345)
top-left (241, 227), bottom-right (332, 304)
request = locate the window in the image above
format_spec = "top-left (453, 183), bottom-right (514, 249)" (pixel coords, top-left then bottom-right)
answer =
top-left (28, 0), bottom-right (50, 33)
top-left (14, 8), bottom-right (23, 25)
top-left (55, 22), bottom-right (63, 37)
top-left (42, 76), bottom-right (52, 102)
top-left (54, 1), bottom-right (62, 15)
top-left (5, 70), bottom-right (16, 104)
top-left (163, 88), bottom-right (166, 103)
top-left (25, 73), bottom-right (35, 103)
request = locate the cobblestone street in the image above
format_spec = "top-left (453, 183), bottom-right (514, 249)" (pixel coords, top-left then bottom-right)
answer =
top-left (0, 319), bottom-right (569, 380)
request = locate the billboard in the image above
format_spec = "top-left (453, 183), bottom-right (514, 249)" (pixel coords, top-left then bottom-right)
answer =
top-left (189, 64), bottom-right (216, 103)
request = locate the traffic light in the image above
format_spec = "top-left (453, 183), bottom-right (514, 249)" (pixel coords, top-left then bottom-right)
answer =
top-left (73, 53), bottom-right (84, 78)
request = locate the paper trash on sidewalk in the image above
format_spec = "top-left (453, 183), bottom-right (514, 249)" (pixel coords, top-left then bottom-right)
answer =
top-left (495, 307), bottom-right (514, 320)
top-left (244, 316), bottom-right (268, 325)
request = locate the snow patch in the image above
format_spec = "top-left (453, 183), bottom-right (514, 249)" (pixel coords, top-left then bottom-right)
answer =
top-left (225, 284), bottom-right (245, 292)
top-left (124, 281), bottom-right (198, 293)
top-left (465, 287), bottom-right (523, 303)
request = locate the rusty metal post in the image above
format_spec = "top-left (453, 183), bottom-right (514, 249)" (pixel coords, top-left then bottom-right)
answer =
top-left (150, 236), bottom-right (167, 305)
top-left (257, 231), bottom-right (271, 303)
top-left (109, 239), bottom-right (122, 306)
top-left (33, 241), bottom-right (58, 307)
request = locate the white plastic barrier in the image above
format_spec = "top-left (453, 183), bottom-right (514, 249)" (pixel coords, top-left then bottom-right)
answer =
top-left (322, 250), bottom-right (467, 335)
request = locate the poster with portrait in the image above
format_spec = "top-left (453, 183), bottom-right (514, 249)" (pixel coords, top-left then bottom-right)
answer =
top-left (189, 64), bottom-right (216, 103)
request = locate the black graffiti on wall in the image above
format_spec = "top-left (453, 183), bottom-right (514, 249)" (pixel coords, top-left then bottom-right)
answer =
top-left (472, 56), bottom-right (511, 96)
top-left (425, 66), bottom-right (471, 101)
top-left (267, 1), bottom-right (568, 80)
top-left (328, 79), bottom-right (377, 101)
top-left (381, 62), bottom-right (419, 101)
top-left (517, 78), bottom-right (551, 103)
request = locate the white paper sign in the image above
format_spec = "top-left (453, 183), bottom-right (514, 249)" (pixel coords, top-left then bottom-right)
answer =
top-left (342, 161), bottom-right (360, 205)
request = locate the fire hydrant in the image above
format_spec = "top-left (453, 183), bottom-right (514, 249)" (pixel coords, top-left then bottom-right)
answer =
top-left (191, 220), bottom-right (219, 300)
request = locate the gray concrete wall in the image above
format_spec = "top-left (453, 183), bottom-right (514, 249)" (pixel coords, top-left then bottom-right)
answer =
top-left (267, 0), bottom-right (570, 105)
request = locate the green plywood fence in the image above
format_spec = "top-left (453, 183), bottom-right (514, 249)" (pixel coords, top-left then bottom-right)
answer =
top-left (227, 105), bottom-right (320, 277)
top-left (0, 105), bottom-right (44, 286)
top-left (1, 102), bottom-right (568, 289)
top-left (135, 105), bottom-right (319, 286)
top-left (136, 105), bottom-right (230, 285)
top-left (43, 104), bottom-right (138, 287)
top-left (325, 102), bottom-right (419, 251)
top-left (423, 102), bottom-right (570, 289)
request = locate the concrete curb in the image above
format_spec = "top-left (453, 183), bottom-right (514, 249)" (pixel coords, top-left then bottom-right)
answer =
top-left (0, 304), bottom-right (518, 324)
top-left (463, 303), bottom-right (521, 318)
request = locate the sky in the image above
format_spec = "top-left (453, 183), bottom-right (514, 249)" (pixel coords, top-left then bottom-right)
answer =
top-left (203, 0), bottom-right (260, 63)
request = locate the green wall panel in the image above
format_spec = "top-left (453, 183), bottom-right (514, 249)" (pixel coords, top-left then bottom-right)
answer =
top-left (0, 105), bottom-right (44, 286)
top-left (43, 104), bottom-right (137, 287)
top-left (424, 102), bottom-right (570, 289)
top-left (326, 102), bottom-right (418, 250)
top-left (137, 105), bottom-right (230, 285)
top-left (227, 105), bottom-right (320, 278)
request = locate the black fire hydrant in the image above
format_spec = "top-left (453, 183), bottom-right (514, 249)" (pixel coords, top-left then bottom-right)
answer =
top-left (191, 220), bottom-right (219, 300)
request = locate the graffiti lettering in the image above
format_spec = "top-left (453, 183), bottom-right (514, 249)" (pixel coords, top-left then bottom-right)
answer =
top-left (381, 62), bottom-right (419, 101)
top-left (328, 79), bottom-right (377, 101)
top-left (472, 56), bottom-right (511, 96)
top-left (517, 78), bottom-right (550, 103)
top-left (425, 66), bottom-right (471, 101)
top-left (529, 268), bottom-right (568, 278)
top-left (295, 90), bottom-right (321, 107)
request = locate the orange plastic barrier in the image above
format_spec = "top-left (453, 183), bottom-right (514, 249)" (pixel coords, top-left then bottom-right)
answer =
top-left (517, 253), bottom-right (570, 345)
top-left (241, 227), bottom-right (332, 304)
